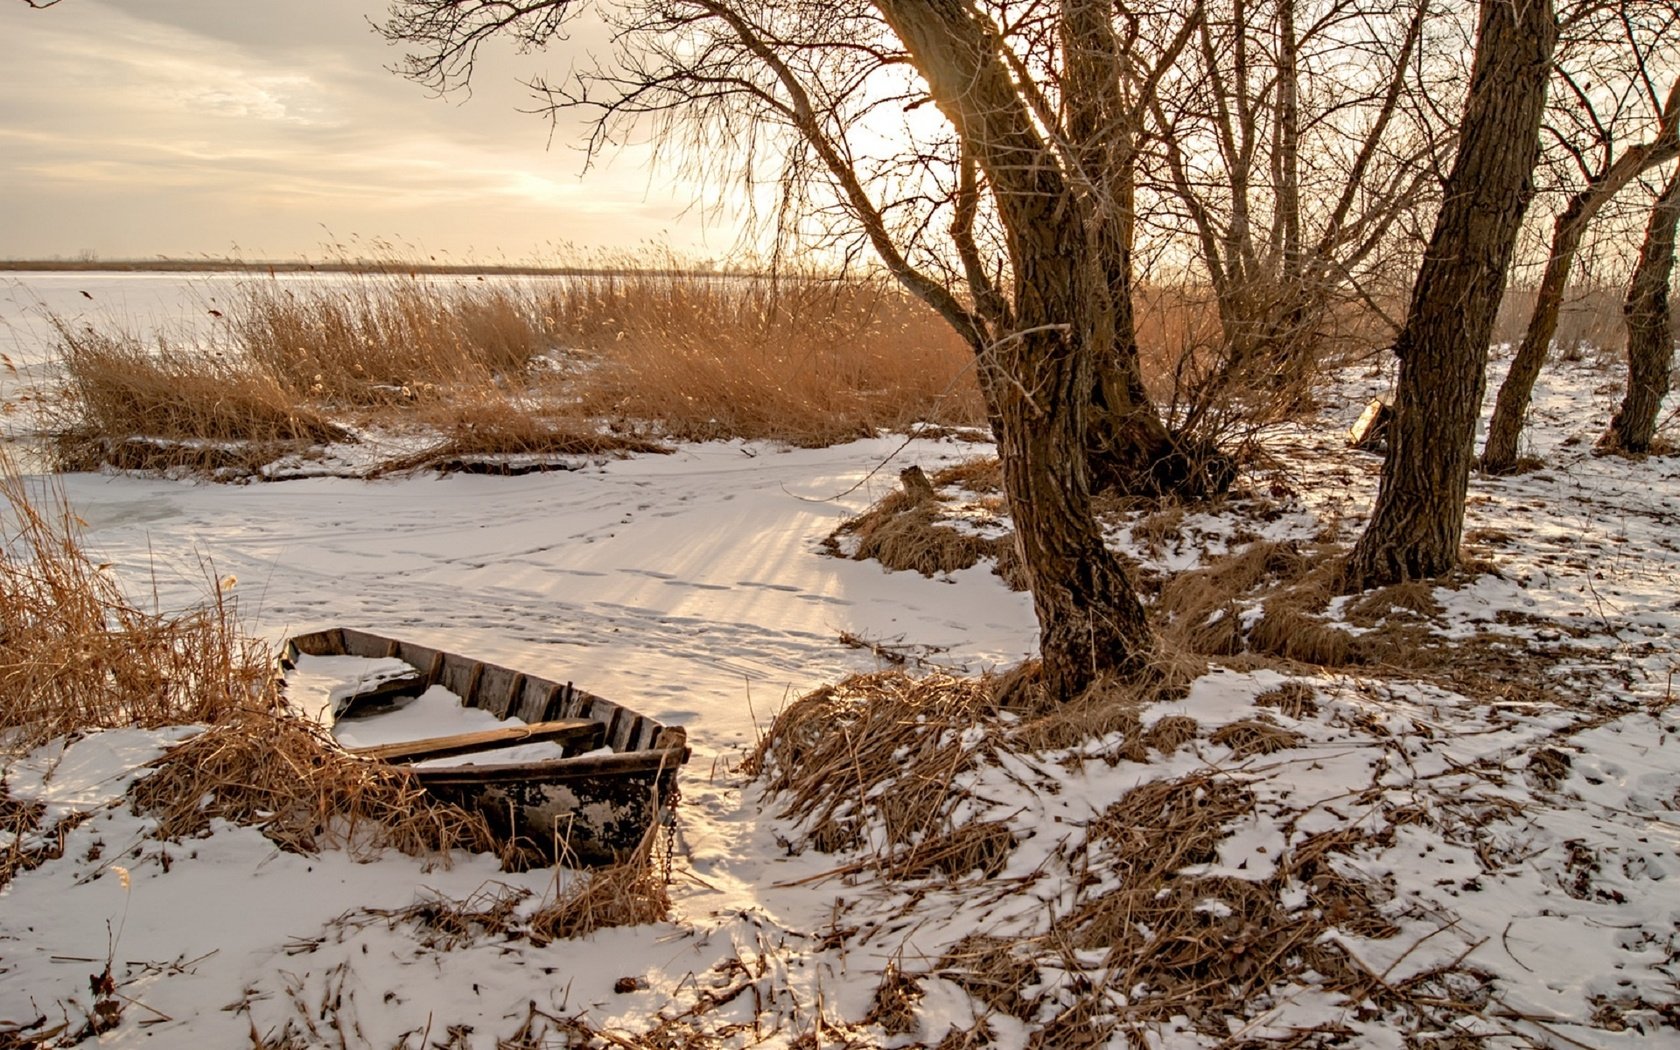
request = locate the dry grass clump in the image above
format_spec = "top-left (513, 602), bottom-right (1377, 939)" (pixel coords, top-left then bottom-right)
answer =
top-left (44, 326), bottom-right (348, 473)
top-left (528, 824), bottom-right (670, 942)
top-left (359, 882), bottom-right (532, 951)
top-left (1141, 714), bottom-right (1201, 755)
top-left (130, 709), bottom-right (496, 861)
top-left (0, 468), bottom-right (274, 753)
top-left (1155, 538), bottom-right (1373, 667)
top-left (0, 789), bottom-right (90, 892)
top-left (373, 396), bottom-right (672, 475)
top-left (1209, 716), bottom-right (1302, 757)
top-left (748, 671), bottom-right (1008, 878)
top-left (236, 278), bottom-right (548, 406)
top-left (1346, 580), bottom-right (1442, 627)
top-left (930, 457), bottom-right (1003, 494)
top-left (567, 273), bottom-right (986, 446)
top-left (828, 465), bottom-right (1020, 583)
top-left (1009, 686), bottom-right (1146, 755)
top-left (864, 960), bottom-right (924, 1036)
top-left (1256, 681), bottom-right (1320, 719)
top-left (832, 489), bottom-right (1003, 578)
top-left (1156, 540), bottom-right (1313, 656)
top-left (1248, 606), bottom-right (1359, 666)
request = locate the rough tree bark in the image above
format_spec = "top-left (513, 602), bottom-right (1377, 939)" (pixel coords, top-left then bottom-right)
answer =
top-left (875, 0), bottom-right (1153, 696)
top-left (1342, 0), bottom-right (1557, 591)
top-left (1605, 164), bottom-right (1680, 452)
top-left (1482, 80), bottom-right (1680, 473)
top-left (1059, 0), bottom-right (1229, 499)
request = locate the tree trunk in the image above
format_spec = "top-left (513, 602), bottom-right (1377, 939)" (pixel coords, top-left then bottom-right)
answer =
top-left (1342, 0), bottom-right (1556, 591)
top-left (1606, 165), bottom-right (1680, 453)
top-left (1480, 201), bottom-right (1590, 471)
top-left (1059, 0), bottom-right (1229, 501)
top-left (1482, 79), bottom-right (1680, 472)
top-left (875, 0), bottom-right (1153, 697)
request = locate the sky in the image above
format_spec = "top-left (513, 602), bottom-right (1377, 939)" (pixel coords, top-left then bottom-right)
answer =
top-left (0, 0), bottom-right (737, 263)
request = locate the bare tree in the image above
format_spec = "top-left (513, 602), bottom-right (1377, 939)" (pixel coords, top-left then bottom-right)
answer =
top-left (1604, 161), bottom-right (1680, 452)
top-left (1481, 7), bottom-right (1680, 473)
top-left (1142, 0), bottom-right (1451, 432)
top-left (1341, 0), bottom-right (1558, 590)
top-left (384, 0), bottom-right (1171, 697)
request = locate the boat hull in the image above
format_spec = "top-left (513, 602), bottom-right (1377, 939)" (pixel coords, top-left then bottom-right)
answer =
top-left (282, 627), bottom-right (687, 865)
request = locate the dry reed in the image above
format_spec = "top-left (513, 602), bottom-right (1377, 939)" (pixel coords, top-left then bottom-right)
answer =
top-left (1209, 716), bottom-right (1302, 757)
top-left (831, 490), bottom-right (1004, 578)
top-left (43, 265), bottom-right (995, 475)
top-left (747, 671), bottom-right (1008, 878)
top-left (566, 272), bottom-right (986, 445)
top-left (938, 769), bottom-right (1409, 1044)
top-left (373, 394), bottom-right (671, 475)
top-left (130, 709), bottom-right (496, 862)
top-left (0, 466), bottom-right (274, 753)
top-left (44, 326), bottom-right (348, 473)
top-left (1255, 681), bottom-right (1320, 719)
top-left (527, 822), bottom-right (670, 942)
top-left (236, 277), bottom-right (547, 406)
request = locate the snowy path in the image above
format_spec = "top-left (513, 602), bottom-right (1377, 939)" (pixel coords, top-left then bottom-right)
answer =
top-left (52, 439), bottom-right (1038, 755)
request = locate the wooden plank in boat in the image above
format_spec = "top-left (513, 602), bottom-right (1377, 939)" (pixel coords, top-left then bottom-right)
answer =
top-left (348, 718), bottom-right (602, 764)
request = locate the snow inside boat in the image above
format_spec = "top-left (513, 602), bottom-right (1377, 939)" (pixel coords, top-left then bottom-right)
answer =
top-left (281, 627), bottom-right (688, 866)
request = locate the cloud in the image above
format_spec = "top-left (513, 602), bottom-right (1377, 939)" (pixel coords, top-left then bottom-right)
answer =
top-left (0, 0), bottom-right (731, 260)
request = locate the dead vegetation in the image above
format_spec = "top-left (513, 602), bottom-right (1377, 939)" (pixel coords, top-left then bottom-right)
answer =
top-left (0, 466), bottom-right (503, 873)
top-left (746, 670), bottom-right (1011, 878)
top-left (742, 658), bottom-right (1579, 1045)
top-left (825, 462), bottom-right (1026, 590)
top-left (0, 467), bottom-right (274, 753)
top-left (528, 823), bottom-right (672, 943)
top-left (128, 710), bottom-right (497, 862)
top-left (42, 326), bottom-right (349, 475)
top-left (0, 787), bottom-right (89, 893)
top-left (38, 266), bottom-right (988, 478)
top-left (235, 278), bottom-right (545, 407)
top-left (564, 272), bottom-right (986, 446)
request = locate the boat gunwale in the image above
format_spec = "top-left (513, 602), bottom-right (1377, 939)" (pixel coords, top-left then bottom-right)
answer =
top-left (280, 626), bottom-right (690, 772)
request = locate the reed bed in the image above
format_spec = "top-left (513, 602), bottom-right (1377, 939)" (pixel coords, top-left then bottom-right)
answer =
top-left (41, 265), bottom-right (992, 476)
top-left (562, 272), bottom-right (987, 445)
top-left (44, 325), bottom-right (348, 473)
top-left (235, 277), bottom-right (548, 406)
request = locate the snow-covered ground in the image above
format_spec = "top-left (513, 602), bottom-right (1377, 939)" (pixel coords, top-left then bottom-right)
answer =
top-left (1, 274), bottom-right (1677, 1047)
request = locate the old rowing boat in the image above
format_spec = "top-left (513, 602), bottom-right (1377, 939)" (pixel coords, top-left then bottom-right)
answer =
top-left (282, 627), bottom-right (688, 866)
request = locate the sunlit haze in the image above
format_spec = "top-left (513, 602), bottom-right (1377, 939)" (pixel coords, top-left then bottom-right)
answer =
top-left (0, 0), bottom-right (738, 263)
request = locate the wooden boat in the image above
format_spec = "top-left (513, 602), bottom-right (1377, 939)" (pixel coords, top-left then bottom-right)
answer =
top-left (281, 627), bottom-right (688, 866)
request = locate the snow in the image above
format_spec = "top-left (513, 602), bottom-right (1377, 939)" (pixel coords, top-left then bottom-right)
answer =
top-left (3, 275), bottom-right (1680, 1046)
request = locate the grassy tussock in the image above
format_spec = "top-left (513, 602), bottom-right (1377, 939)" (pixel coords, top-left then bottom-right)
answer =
top-left (0, 468), bottom-right (274, 754)
top-left (746, 671), bottom-right (1008, 878)
top-left (527, 825), bottom-right (671, 943)
top-left (45, 326), bottom-right (346, 454)
top-left (130, 710), bottom-right (497, 862)
top-left (830, 489), bottom-right (1004, 578)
